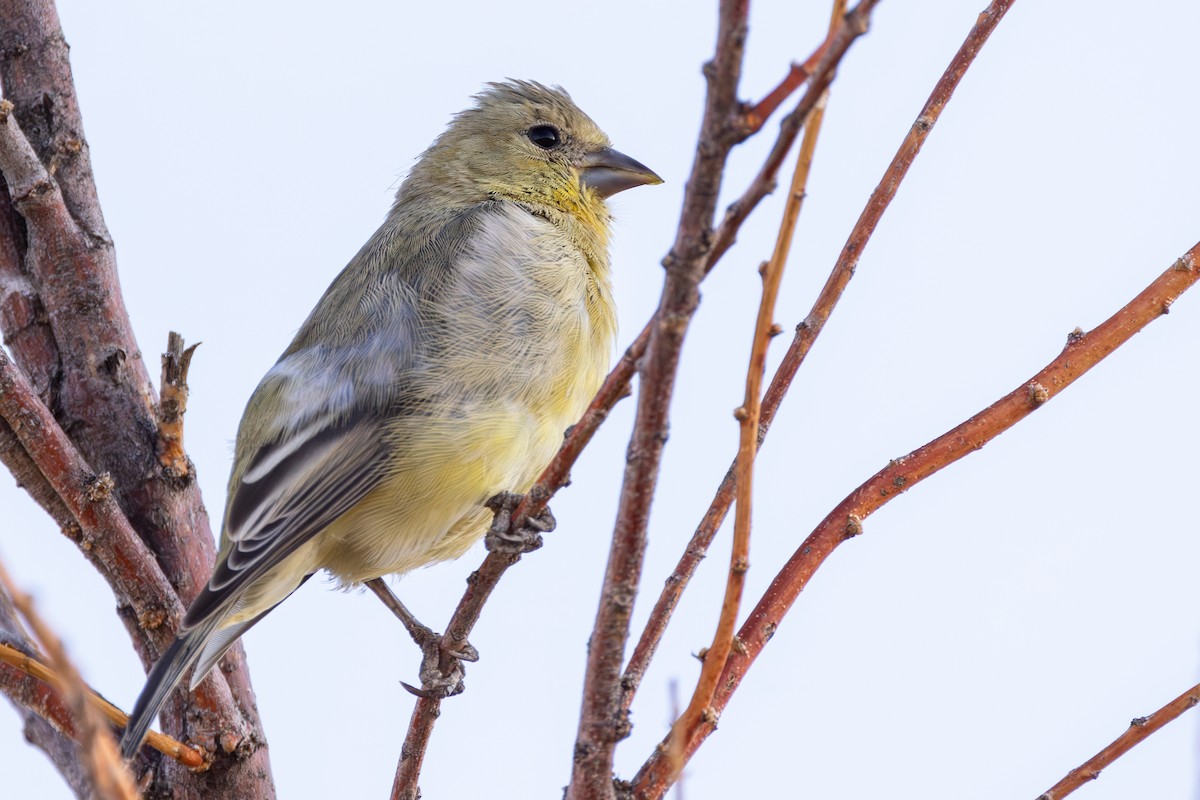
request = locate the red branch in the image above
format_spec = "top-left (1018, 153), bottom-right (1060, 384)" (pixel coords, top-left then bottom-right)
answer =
top-left (741, 37), bottom-right (831, 135)
top-left (1037, 681), bottom-right (1200, 799)
top-left (567, 3), bottom-right (881, 798)
top-left (565, 0), bottom-right (752, 794)
top-left (621, 0), bottom-right (1015, 718)
top-left (631, 245), bottom-right (1200, 798)
top-left (666, 0), bottom-right (845, 775)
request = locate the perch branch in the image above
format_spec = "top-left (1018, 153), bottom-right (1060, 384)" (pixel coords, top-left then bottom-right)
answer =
top-left (632, 243), bottom-right (1200, 798)
top-left (387, 5), bottom-right (881, 798)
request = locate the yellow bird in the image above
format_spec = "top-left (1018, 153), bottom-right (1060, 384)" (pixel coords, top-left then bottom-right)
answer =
top-left (121, 80), bottom-right (661, 757)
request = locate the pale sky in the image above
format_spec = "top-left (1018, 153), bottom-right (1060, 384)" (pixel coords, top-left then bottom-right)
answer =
top-left (4, 2), bottom-right (1200, 798)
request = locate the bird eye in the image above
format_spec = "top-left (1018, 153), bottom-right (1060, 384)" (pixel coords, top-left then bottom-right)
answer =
top-left (527, 124), bottom-right (561, 149)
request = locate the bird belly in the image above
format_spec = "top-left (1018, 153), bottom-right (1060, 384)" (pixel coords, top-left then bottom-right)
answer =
top-left (312, 397), bottom-right (574, 584)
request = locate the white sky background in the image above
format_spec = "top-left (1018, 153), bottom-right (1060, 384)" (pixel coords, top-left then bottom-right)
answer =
top-left (3, 1), bottom-right (1199, 798)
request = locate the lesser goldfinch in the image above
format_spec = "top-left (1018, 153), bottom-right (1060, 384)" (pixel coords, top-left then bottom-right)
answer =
top-left (120, 80), bottom-right (660, 757)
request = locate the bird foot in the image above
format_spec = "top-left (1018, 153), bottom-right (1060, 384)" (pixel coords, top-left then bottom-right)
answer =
top-left (364, 578), bottom-right (478, 699)
top-left (400, 627), bottom-right (479, 699)
top-left (484, 491), bottom-right (554, 556)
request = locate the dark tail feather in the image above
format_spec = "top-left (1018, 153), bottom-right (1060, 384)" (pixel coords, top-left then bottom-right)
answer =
top-left (120, 575), bottom-right (313, 759)
top-left (119, 624), bottom-right (213, 760)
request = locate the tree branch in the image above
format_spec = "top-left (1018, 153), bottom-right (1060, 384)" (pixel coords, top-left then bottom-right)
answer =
top-left (0, 557), bottom-right (138, 800)
top-left (564, 3), bottom-right (884, 797)
top-left (631, 243), bottom-right (1200, 798)
top-left (564, 1), bottom-right (752, 794)
top-left (667, 0), bottom-right (843, 776)
top-left (0, 641), bottom-right (206, 769)
top-left (1036, 681), bottom-right (1200, 799)
top-left (622, 0), bottom-right (1014, 718)
top-left (0, 5), bottom-right (273, 792)
top-left (0, 579), bottom-right (93, 797)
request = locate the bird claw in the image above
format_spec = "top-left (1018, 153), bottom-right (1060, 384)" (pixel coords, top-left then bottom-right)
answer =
top-left (402, 634), bottom-right (469, 699)
top-left (484, 491), bottom-right (554, 555)
top-left (446, 642), bottom-right (480, 663)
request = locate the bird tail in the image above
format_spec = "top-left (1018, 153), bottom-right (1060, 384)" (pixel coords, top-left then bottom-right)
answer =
top-left (119, 620), bottom-right (219, 760)
top-left (120, 575), bottom-right (312, 759)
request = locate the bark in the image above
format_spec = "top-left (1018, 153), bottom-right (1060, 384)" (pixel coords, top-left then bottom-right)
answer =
top-left (0, 1), bottom-right (274, 795)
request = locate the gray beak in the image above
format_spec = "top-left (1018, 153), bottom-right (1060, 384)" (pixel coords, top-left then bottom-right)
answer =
top-left (578, 147), bottom-right (663, 198)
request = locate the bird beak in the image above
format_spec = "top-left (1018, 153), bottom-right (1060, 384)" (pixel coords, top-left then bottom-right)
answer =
top-left (577, 147), bottom-right (663, 198)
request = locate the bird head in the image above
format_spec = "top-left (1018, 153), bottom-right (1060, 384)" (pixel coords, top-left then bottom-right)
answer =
top-left (404, 80), bottom-right (662, 221)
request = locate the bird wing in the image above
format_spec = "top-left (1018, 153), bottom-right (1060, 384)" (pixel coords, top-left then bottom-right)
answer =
top-left (182, 408), bottom-right (394, 630)
top-left (182, 205), bottom-right (498, 632)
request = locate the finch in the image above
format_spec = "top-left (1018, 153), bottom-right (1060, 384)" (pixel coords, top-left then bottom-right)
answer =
top-left (120, 80), bottom-right (660, 757)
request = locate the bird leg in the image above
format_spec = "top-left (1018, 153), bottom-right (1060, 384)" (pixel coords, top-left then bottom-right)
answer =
top-left (484, 491), bottom-right (555, 555)
top-left (364, 578), bottom-right (478, 699)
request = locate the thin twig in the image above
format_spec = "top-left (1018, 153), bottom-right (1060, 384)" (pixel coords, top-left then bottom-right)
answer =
top-left (740, 35), bottom-right (832, 136)
top-left (667, 1), bottom-right (844, 776)
top-left (0, 641), bottom-right (206, 769)
top-left (622, 0), bottom-right (1013, 718)
top-left (0, 559), bottom-right (139, 800)
top-left (1036, 681), bottom-right (1200, 799)
top-left (632, 244), bottom-right (1200, 798)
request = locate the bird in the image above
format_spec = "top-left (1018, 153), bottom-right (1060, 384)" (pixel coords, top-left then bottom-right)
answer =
top-left (119, 80), bottom-right (661, 758)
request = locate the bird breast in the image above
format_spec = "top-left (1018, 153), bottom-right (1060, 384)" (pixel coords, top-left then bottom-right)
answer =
top-left (317, 203), bottom-right (616, 581)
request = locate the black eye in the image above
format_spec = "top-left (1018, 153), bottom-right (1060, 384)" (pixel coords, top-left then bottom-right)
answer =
top-left (527, 124), bottom-right (561, 149)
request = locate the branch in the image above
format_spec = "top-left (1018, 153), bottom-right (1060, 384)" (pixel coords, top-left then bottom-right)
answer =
top-left (0, 6), bottom-right (273, 786)
top-left (739, 32), bottom-right (832, 136)
top-left (156, 332), bottom-right (199, 479)
top-left (0, 641), bottom-right (206, 769)
top-left (667, 0), bottom-right (843, 775)
top-left (1036, 682), bottom-right (1200, 799)
top-left (0, 344), bottom-right (182, 652)
top-left (564, 0), bottom-right (751, 794)
top-left (568, 4), bottom-right (881, 797)
top-left (0, 578), bottom-right (92, 796)
top-left (622, 0), bottom-right (1014, 718)
top-left (0, 344), bottom-right (256, 754)
top-left (0, 416), bottom-right (76, 533)
top-left (387, 5), bottom-right (881, 797)
top-left (0, 557), bottom-right (138, 800)
top-left (632, 244), bottom-right (1200, 798)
